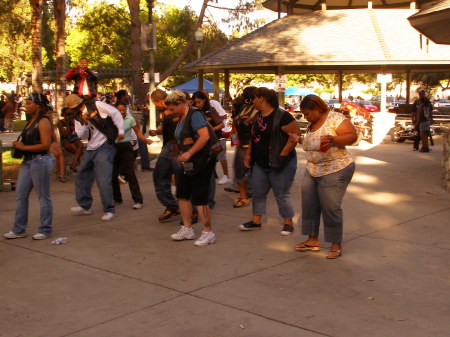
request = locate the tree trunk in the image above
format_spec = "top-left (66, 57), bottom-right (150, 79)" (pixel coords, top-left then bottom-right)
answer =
top-left (159, 0), bottom-right (209, 83)
top-left (54, 0), bottom-right (66, 114)
top-left (30, 0), bottom-right (43, 92)
top-left (127, 0), bottom-right (145, 106)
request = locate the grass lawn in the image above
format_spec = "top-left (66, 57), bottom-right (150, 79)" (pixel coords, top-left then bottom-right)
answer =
top-left (2, 147), bottom-right (22, 181)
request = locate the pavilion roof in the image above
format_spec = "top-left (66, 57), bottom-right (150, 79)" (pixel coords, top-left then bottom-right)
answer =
top-left (182, 9), bottom-right (450, 74)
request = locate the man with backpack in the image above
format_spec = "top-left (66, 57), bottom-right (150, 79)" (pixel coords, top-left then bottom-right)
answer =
top-left (65, 94), bottom-right (124, 221)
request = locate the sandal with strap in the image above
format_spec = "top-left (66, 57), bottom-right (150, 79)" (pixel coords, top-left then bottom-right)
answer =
top-left (57, 175), bottom-right (67, 183)
top-left (233, 198), bottom-right (250, 208)
top-left (295, 242), bottom-right (321, 252)
top-left (326, 249), bottom-right (342, 259)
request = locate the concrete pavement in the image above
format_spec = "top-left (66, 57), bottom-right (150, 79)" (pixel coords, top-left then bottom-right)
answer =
top-left (0, 136), bottom-right (449, 337)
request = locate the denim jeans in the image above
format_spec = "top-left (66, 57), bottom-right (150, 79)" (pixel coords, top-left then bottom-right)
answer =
top-left (75, 142), bottom-right (116, 213)
top-left (301, 162), bottom-right (355, 243)
top-left (137, 138), bottom-right (150, 168)
top-left (153, 142), bottom-right (182, 210)
top-left (12, 154), bottom-right (55, 235)
top-left (251, 155), bottom-right (297, 219)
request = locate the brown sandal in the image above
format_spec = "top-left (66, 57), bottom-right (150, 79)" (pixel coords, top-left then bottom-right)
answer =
top-left (295, 242), bottom-right (320, 252)
top-left (233, 198), bottom-right (250, 208)
top-left (326, 249), bottom-right (342, 259)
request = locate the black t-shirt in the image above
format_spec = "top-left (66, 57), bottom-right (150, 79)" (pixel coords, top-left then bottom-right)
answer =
top-left (251, 109), bottom-right (294, 168)
top-left (161, 110), bottom-right (180, 146)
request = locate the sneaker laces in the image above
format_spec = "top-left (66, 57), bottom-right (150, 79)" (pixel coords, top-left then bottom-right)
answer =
top-left (198, 231), bottom-right (209, 241)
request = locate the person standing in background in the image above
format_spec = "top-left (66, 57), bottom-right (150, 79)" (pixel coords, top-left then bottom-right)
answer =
top-left (65, 58), bottom-right (98, 99)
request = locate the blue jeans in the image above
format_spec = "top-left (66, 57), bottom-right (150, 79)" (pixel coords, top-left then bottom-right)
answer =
top-left (75, 142), bottom-right (116, 213)
top-left (301, 162), bottom-right (355, 243)
top-left (138, 138), bottom-right (150, 168)
top-left (251, 156), bottom-right (297, 219)
top-left (153, 142), bottom-right (182, 210)
top-left (12, 154), bottom-right (55, 235)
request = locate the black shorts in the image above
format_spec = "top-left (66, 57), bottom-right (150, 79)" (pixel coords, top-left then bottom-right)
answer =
top-left (176, 159), bottom-right (215, 206)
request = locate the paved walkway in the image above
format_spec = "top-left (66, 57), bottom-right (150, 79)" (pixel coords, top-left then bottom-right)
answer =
top-left (1, 136), bottom-right (449, 337)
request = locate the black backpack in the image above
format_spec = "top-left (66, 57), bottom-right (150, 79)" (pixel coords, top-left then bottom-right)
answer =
top-left (84, 100), bottom-right (118, 144)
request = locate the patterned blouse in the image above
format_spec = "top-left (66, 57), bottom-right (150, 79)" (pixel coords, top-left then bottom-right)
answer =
top-left (302, 112), bottom-right (353, 177)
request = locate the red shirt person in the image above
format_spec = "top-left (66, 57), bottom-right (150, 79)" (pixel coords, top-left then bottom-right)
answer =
top-left (66, 58), bottom-right (98, 98)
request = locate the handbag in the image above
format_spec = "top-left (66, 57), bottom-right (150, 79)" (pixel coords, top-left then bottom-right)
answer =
top-left (11, 135), bottom-right (23, 159)
top-left (180, 109), bottom-right (224, 176)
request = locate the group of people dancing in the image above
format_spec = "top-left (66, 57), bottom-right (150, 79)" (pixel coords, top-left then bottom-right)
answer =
top-left (3, 85), bottom-right (357, 259)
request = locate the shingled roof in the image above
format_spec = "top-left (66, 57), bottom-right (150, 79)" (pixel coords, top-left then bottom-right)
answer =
top-left (182, 9), bottom-right (450, 74)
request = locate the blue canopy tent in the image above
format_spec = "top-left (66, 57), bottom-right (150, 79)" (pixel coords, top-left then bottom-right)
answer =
top-left (285, 86), bottom-right (316, 96)
top-left (172, 77), bottom-right (224, 94)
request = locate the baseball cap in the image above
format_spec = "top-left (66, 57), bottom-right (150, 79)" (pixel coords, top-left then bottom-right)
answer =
top-left (65, 94), bottom-right (83, 109)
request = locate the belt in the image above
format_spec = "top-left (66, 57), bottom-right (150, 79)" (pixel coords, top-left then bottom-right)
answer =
top-left (23, 152), bottom-right (49, 160)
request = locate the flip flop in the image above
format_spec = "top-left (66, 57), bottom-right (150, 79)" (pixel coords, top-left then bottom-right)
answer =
top-left (295, 242), bottom-right (321, 252)
top-left (326, 249), bottom-right (342, 259)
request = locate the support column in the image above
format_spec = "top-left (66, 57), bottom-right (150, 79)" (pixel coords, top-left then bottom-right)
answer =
top-left (213, 70), bottom-right (220, 100)
top-left (338, 70), bottom-right (343, 103)
top-left (276, 66), bottom-right (285, 107)
top-left (406, 69), bottom-right (411, 105)
top-left (198, 69), bottom-right (204, 91)
top-left (224, 69), bottom-right (230, 101)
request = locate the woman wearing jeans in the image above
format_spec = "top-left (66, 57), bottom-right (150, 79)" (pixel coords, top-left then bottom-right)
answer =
top-left (293, 95), bottom-right (356, 259)
top-left (3, 93), bottom-right (55, 240)
top-left (241, 87), bottom-right (300, 236)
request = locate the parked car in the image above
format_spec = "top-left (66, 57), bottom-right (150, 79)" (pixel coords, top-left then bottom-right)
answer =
top-left (326, 99), bottom-right (340, 111)
top-left (354, 100), bottom-right (379, 112)
top-left (433, 99), bottom-right (450, 108)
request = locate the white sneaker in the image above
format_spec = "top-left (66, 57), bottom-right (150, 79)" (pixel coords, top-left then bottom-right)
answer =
top-left (217, 175), bottom-right (231, 185)
top-left (32, 233), bottom-right (51, 240)
top-left (171, 226), bottom-right (195, 241)
top-left (101, 212), bottom-right (115, 221)
top-left (132, 203), bottom-right (144, 209)
top-left (3, 231), bottom-right (27, 239)
top-left (194, 231), bottom-right (216, 246)
top-left (70, 206), bottom-right (92, 215)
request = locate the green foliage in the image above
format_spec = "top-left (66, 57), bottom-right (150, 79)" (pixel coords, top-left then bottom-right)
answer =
top-left (66, 1), bottom-right (131, 68)
top-left (0, 0), bottom-right (32, 82)
top-left (412, 73), bottom-right (450, 95)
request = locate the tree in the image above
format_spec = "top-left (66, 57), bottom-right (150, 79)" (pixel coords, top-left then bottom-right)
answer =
top-left (127, 0), bottom-right (145, 104)
top-left (412, 72), bottom-right (450, 97)
top-left (0, 0), bottom-right (32, 85)
top-left (158, 0), bottom-right (209, 83)
top-left (66, 1), bottom-right (131, 68)
top-left (30, 0), bottom-right (44, 92)
top-left (54, 0), bottom-right (66, 112)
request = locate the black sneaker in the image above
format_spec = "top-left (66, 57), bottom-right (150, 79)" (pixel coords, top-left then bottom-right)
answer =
top-left (419, 148), bottom-right (430, 152)
top-left (280, 224), bottom-right (294, 236)
top-left (224, 187), bottom-right (239, 193)
top-left (158, 208), bottom-right (180, 222)
top-left (239, 220), bottom-right (261, 231)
